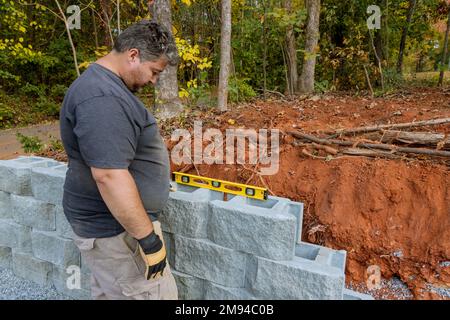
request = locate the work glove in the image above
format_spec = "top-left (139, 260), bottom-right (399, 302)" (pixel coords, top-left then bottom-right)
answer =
top-left (137, 230), bottom-right (167, 280)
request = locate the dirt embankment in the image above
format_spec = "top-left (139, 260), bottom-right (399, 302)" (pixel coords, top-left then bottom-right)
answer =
top-left (165, 87), bottom-right (450, 299)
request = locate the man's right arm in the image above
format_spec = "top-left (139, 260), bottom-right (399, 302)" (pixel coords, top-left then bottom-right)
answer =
top-left (91, 167), bottom-right (154, 239)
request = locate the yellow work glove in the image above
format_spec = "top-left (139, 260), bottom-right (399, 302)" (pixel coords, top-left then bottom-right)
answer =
top-left (137, 230), bottom-right (167, 280)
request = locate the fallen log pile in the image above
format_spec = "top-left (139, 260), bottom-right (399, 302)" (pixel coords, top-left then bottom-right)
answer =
top-left (288, 118), bottom-right (450, 161)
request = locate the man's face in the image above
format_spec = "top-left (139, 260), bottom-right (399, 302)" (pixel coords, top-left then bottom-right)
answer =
top-left (122, 50), bottom-right (168, 93)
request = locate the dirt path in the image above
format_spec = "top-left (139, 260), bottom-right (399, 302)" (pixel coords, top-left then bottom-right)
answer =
top-left (0, 121), bottom-right (60, 160)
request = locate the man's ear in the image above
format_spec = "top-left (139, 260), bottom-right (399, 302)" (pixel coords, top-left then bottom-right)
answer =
top-left (128, 48), bottom-right (140, 63)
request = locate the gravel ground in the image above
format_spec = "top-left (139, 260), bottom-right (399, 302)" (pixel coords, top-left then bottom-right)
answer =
top-left (0, 268), bottom-right (72, 300)
top-left (348, 277), bottom-right (414, 300)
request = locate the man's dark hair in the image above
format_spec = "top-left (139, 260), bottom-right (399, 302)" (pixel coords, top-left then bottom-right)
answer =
top-left (113, 20), bottom-right (179, 66)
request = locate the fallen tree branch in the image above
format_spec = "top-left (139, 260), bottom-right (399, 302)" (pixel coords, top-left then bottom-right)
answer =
top-left (311, 143), bottom-right (339, 155)
top-left (302, 148), bottom-right (329, 160)
top-left (288, 131), bottom-right (450, 158)
top-left (365, 130), bottom-right (450, 149)
top-left (342, 148), bottom-right (401, 159)
top-left (325, 118), bottom-right (450, 137)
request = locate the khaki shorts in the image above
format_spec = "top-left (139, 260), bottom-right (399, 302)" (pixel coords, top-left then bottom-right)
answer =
top-left (73, 221), bottom-right (178, 300)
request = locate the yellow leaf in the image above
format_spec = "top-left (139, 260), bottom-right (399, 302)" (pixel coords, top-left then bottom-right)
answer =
top-left (19, 26), bottom-right (26, 33)
top-left (228, 119), bottom-right (236, 125)
top-left (19, 37), bottom-right (23, 43)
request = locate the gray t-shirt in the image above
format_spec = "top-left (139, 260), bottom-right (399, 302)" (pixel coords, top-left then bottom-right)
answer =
top-left (59, 63), bottom-right (170, 238)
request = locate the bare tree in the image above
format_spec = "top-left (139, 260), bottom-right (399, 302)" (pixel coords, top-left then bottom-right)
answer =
top-left (149, 0), bottom-right (183, 119)
top-left (439, 5), bottom-right (450, 86)
top-left (217, 0), bottom-right (232, 111)
top-left (298, 0), bottom-right (321, 94)
top-left (54, 0), bottom-right (80, 76)
top-left (397, 0), bottom-right (417, 74)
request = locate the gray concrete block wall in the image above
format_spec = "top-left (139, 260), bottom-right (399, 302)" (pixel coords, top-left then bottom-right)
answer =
top-left (0, 156), bottom-right (88, 299)
top-left (0, 156), bottom-right (372, 300)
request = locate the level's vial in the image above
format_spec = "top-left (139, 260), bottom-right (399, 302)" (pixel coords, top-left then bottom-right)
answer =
top-left (245, 188), bottom-right (255, 197)
top-left (211, 181), bottom-right (221, 188)
top-left (181, 175), bottom-right (190, 183)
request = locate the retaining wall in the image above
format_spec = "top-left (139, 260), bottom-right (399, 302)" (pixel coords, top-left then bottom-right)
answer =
top-left (0, 156), bottom-right (372, 300)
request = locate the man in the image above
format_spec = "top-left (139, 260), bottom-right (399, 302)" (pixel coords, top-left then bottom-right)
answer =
top-left (59, 20), bottom-right (179, 300)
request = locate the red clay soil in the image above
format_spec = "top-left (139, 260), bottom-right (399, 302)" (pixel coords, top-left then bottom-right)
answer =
top-left (164, 87), bottom-right (450, 300)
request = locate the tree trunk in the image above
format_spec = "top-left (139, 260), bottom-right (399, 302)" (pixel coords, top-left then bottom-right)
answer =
top-left (284, 0), bottom-right (298, 95)
top-left (298, 0), bottom-right (321, 94)
top-left (99, 0), bottom-right (114, 48)
top-left (151, 0), bottom-right (183, 119)
top-left (397, 0), bottom-right (416, 74)
top-left (117, 0), bottom-right (121, 35)
top-left (217, 0), bottom-right (232, 112)
top-left (92, 8), bottom-right (99, 48)
top-left (438, 8), bottom-right (450, 86)
top-left (262, 0), bottom-right (268, 97)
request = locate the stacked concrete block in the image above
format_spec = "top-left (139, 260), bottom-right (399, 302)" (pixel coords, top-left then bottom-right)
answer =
top-left (12, 250), bottom-right (53, 286)
top-left (0, 246), bottom-right (12, 269)
top-left (208, 195), bottom-right (297, 260)
top-left (160, 186), bottom-right (222, 238)
top-left (172, 270), bottom-right (206, 300)
top-left (162, 231), bottom-right (175, 267)
top-left (204, 282), bottom-right (255, 300)
top-left (11, 194), bottom-right (56, 231)
top-left (31, 230), bottom-right (80, 268)
top-left (54, 205), bottom-right (76, 239)
top-left (0, 157), bottom-right (59, 196)
top-left (343, 288), bottom-right (375, 300)
top-left (0, 191), bottom-right (12, 219)
top-left (31, 164), bottom-right (67, 205)
top-left (246, 248), bottom-right (346, 300)
top-left (0, 219), bottom-right (33, 253)
top-left (174, 235), bottom-right (248, 287)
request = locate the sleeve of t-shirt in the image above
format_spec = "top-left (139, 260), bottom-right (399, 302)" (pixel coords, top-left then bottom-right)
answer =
top-left (73, 95), bottom-right (140, 169)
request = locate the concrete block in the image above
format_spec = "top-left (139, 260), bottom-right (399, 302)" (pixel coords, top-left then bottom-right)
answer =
top-left (174, 235), bottom-right (247, 287)
top-left (160, 185), bottom-right (222, 238)
top-left (31, 230), bottom-right (80, 267)
top-left (209, 195), bottom-right (297, 260)
top-left (0, 191), bottom-right (12, 219)
top-left (204, 282), bottom-right (256, 300)
top-left (295, 242), bottom-right (347, 271)
top-left (0, 246), bottom-right (12, 269)
top-left (52, 266), bottom-right (92, 300)
top-left (162, 231), bottom-right (175, 267)
top-left (0, 157), bottom-right (59, 195)
top-left (12, 249), bottom-right (53, 286)
top-left (54, 205), bottom-right (76, 239)
top-left (172, 270), bottom-right (206, 300)
top-left (343, 288), bottom-right (374, 300)
top-left (287, 202), bottom-right (304, 244)
top-left (11, 194), bottom-right (56, 231)
top-left (31, 164), bottom-right (67, 205)
top-left (247, 246), bottom-right (346, 300)
top-left (0, 219), bottom-right (32, 253)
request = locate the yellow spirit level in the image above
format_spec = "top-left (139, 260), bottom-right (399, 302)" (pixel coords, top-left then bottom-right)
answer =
top-left (172, 172), bottom-right (268, 201)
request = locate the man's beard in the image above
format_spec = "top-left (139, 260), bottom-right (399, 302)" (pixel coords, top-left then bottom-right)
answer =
top-left (122, 72), bottom-right (143, 93)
